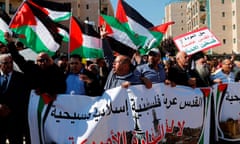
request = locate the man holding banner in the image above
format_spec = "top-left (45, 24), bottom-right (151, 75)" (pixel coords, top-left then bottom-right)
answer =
top-left (104, 55), bottom-right (152, 90)
top-left (168, 51), bottom-right (196, 88)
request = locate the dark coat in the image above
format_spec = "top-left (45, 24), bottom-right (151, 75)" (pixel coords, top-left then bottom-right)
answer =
top-left (8, 42), bottom-right (66, 96)
top-left (189, 69), bottom-right (212, 87)
top-left (168, 63), bottom-right (190, 86)
top-left (0, 71), bottom-right (30, 142)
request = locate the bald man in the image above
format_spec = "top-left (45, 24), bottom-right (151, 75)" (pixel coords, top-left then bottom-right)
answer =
top-left (168, 51), bottom-right (196, 87)
top-left (104, 55), bottom-right (152, 90)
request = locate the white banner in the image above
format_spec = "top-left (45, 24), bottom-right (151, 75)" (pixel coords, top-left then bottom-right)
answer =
top-left (28, 84), bottom-right (211, 144)
top-left (213, 83), bottom-right (240, 142)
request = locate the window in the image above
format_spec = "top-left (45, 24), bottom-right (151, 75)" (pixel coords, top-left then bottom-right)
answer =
top-left (222, 25), bottom-right (226, 31)
top-left (233, 24), bottom-right (236, 29)
top-left (223, 39), bottom-right (226, 44)
top-left (233, 10), bottom-right (235, 16)
top-left (86, 4), bottom-right (89, 9)
top-left (222, 12), bottom-right (225, 17)
top-left (233, 38), bottom-right (236, 44)
top-left (221, 0), bottom-right (224, 4)
top-left (78, 4), bottom-right (80, 8)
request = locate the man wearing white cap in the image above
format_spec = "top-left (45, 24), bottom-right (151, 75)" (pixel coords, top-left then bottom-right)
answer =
top-left (134, 48), bottom-right (166, 83)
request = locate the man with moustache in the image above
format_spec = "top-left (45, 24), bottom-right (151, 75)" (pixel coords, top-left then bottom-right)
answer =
top-left (168, 51), bottom-right (196, 87)
top-left (104, 54), bottom-right (152, 90)
top-left (189, 51), bottom-right (212, 87)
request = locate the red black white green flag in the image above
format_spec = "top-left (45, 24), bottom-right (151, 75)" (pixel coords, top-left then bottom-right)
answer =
top-left (69, 16), bottom-right (103, 59)
top-left (0, 9), bottom-right (12, 44)
top-left (116, 0), bottom-right (172, 54)
top-left (9, 1), bottom-right (63, 56)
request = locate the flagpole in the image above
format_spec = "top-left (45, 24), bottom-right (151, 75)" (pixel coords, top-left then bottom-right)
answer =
top-left (67, 9), bottom-right (73, 60)
top-left (8, 0), bottom-right (26, 38)
top-left (98, 0), bottom-right (102, 59)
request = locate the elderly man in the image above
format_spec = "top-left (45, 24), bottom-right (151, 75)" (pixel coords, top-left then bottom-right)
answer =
top-left (104, 55), bottom-right (152, 90)
top-left (134, 48), bottom-right (166, 83)
top-left (189, 52), bottom-right (212, 87)
top-left (0, 54), bottom-right (30, 143)
top-left (168, 51), bottom-right (196, 87)
top-left (211, 58), bottom-right (235, 83)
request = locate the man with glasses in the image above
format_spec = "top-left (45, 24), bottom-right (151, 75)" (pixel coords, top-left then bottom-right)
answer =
top-left (0, 54), bottom-right (30, 143)
top-left (104, 54), bottom-right (152, 90)
top-left (5, 32), bottom-right (66, 101)
top-left (211, 58), bottom-right (235, 83)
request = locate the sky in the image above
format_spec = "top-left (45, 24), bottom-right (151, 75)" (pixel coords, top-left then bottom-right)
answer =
top-left (110, 0), bottom-right (172, 26)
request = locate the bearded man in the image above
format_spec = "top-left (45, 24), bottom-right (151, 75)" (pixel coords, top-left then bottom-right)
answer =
top-left (189, 52), bottom-right (212, 87)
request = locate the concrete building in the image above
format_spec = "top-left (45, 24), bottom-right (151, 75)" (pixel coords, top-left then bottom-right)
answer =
top-left (164, 1), bottom-right (188, 38)
top-left (208, 0), bottom-right (240, 54)
top-left (0, 0), bottom-right (21, 15)
top-left (70, 0), bottom-right (114, 26)
top-left (186, 0), bottom-right (207, 31)
top-left (165, 0), bottom-right (240, 54)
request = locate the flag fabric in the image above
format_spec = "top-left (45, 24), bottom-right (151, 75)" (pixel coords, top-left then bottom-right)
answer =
top-left (149, 21), bottom-right (175, 34)
top-left (29, 0), bottom-right (71, 22)
top-left (69, 16), bottom-right (103, 59)
top-left (116, 0), bottom-right (166, 54)
top-left (28, 0), bottom-right (71, 42)
top-left (56, 23), bottom-right (69, 42)
top-left (100, 14), bottom-right (141, 50)
top-left (0, 9), bottom-right (12, 44)
top-left (9, 1), bottom-right (63, 56)
top-left (99, 14), bottom-right (139, 58)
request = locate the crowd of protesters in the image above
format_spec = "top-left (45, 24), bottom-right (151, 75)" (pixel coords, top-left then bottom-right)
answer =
top-left (1, 32), bottom-right (240, 143)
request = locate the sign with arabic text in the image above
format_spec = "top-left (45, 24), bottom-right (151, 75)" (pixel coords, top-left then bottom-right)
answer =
top-left (173, 27), bottom-right (221, 55)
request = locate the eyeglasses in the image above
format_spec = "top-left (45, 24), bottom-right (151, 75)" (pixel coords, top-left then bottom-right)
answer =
top-left (0, 61), bottom-right (12, 65)
top-left (37, 58), bottom-right (48, 63)
top-left (223, 63), bottom-right (232, 66)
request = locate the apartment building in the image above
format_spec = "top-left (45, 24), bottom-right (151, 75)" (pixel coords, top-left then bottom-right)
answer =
top-left (165, 0), bottom-right (240, 54)
top-left (164, 1), bottom-right (188, 38)
top-left (209, 0), bottom-right (240, 54)
top-left (71, 0), bottom-right (114, 26)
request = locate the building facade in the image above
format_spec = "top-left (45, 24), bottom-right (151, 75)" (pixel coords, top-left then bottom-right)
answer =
top-left (209, 0), bottom-right (240, 54)
top-left (165, 0), bottom-right (240, 54)
top-left (164, 1), bottom-right (188, 38)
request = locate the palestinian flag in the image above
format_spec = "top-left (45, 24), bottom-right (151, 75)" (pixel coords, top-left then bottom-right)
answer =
top-left (116, 0), bottom-right (166, 54)
top-left (9, 1), bottom-right (63, 56)
top-left (99, 14), bottom-right (138, 57)
top-left (28, 0), bottom-right (71, 42)
top-left (56, 23), bottom-right (69, 42)
top-left (0, 9), bottom-right (12, 44)
top-left (69, 16), bottom-right (103, 59)
top-left (150, 21), bottom-right (175, 34)
top-left (29, 0), bottom-right (71, 22)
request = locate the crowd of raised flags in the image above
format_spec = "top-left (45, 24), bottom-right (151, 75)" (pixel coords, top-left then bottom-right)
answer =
top-left (0, 0), bottom-right (174, 60)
